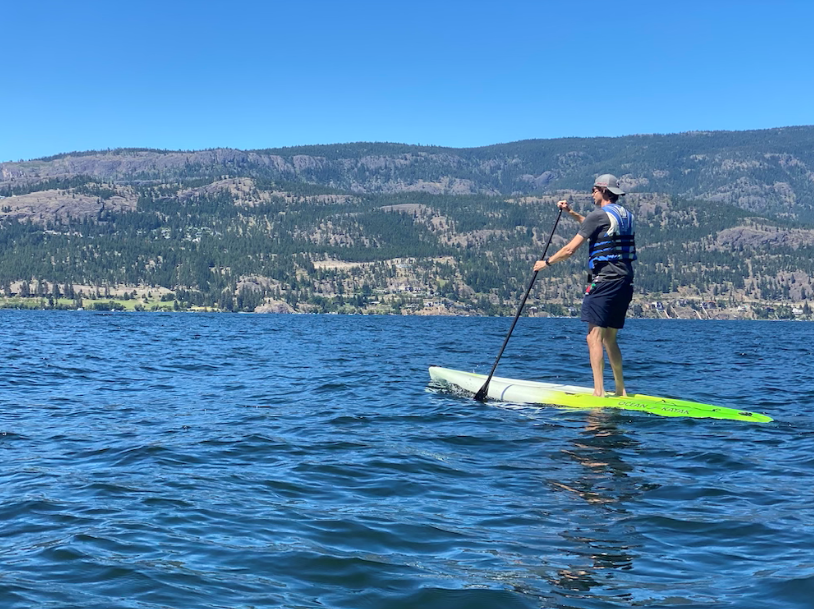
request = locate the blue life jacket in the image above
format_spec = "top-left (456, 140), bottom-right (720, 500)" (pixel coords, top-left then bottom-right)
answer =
top-left (588, 203), bottom-right (637, 271)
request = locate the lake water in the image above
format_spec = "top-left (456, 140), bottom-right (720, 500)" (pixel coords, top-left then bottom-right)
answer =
top-left (0, 311), bottom-right (812, 608)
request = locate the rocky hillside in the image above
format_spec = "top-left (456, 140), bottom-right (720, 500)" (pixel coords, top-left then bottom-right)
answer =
top-left (3, 126), bottom-right (814, 220)
top-left (0, 127), bottom-right (813, 318)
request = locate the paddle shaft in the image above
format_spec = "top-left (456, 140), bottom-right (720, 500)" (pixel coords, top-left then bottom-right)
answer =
top-left (474, 208), bottom-right (563, 401)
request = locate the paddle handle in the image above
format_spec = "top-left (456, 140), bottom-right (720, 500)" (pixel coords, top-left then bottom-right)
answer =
top-left (474, 208), bottom-right (563, 401)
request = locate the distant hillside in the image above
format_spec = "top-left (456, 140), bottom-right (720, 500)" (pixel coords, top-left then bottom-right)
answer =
top-left (0, 127), bottom-right (813, 318)
top-left (3, 126), bottom-right (814, 221)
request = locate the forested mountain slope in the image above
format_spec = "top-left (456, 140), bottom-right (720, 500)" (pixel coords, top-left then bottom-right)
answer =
top-left (0, 127), bottom-right (812, 317)
top-left (4, 126), bottom-right (813, 220)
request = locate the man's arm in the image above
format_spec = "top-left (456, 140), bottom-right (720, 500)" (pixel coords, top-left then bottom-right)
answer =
top-left (533, 234), bottom-right (585, 271)
top-left (558, 200), bottom-right (584, 223)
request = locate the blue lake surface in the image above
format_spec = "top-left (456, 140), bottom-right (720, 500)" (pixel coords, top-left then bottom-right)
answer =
top-left (0, 310), bottom-right (812, 608)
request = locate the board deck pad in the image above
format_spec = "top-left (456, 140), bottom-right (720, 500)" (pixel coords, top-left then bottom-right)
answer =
top-left (429, 366), bottom-right (773, 423)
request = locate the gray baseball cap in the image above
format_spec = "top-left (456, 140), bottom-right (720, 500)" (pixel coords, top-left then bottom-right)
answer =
top-left (594, 174), bottom-right (625, 195)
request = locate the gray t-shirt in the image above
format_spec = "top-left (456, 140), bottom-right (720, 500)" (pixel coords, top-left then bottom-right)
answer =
top-left (578, 208), bottom-right (635, 282)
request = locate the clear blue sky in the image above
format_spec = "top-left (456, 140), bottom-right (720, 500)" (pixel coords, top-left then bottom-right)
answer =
top-left (2, 0), bottom-right (812, 162)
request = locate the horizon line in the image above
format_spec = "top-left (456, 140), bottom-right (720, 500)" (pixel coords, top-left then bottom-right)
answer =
top-left (4, 123), bottom-right (813, 164)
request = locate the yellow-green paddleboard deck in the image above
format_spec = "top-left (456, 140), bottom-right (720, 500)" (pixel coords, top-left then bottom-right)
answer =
top-left (429, 366), bottom-right (772, 423)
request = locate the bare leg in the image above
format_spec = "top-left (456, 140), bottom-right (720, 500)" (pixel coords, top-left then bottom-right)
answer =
top-left (602, 328), bottom-right (626, 396)
top-left (586, 324), bottom-right (605, 396)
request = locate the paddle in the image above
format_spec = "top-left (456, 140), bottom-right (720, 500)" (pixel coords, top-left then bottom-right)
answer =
top-left (474, 208), bottom-right (563, 401)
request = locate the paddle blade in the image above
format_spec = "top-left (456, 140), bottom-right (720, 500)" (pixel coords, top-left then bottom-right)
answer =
top-left (473, 383), bottom-right (489, 402)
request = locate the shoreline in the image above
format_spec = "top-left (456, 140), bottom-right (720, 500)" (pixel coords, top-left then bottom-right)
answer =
top-left (0, 304), bottom-right (809, 322)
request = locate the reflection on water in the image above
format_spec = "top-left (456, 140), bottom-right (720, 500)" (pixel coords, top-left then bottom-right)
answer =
top-left (546, 413), bottom-right (657, 605)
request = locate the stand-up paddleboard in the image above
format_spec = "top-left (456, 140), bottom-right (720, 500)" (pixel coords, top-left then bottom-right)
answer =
top-left (429, 366), bottom-right (772, 423)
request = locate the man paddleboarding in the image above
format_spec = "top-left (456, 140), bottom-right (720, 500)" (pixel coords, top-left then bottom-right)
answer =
top-left (533, 174), bottom-right (637, 396)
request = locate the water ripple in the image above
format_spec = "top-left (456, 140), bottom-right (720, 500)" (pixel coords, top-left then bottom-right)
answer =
top-left (0, 312), bottom-right (811, 608)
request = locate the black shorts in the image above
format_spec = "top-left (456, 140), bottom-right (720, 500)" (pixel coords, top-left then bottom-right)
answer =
top-left (581, 279), bottom-right (633, 329)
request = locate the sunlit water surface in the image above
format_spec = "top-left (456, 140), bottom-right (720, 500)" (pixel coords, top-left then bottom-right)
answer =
top-left (1, 311), bottom-right (812, 608)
